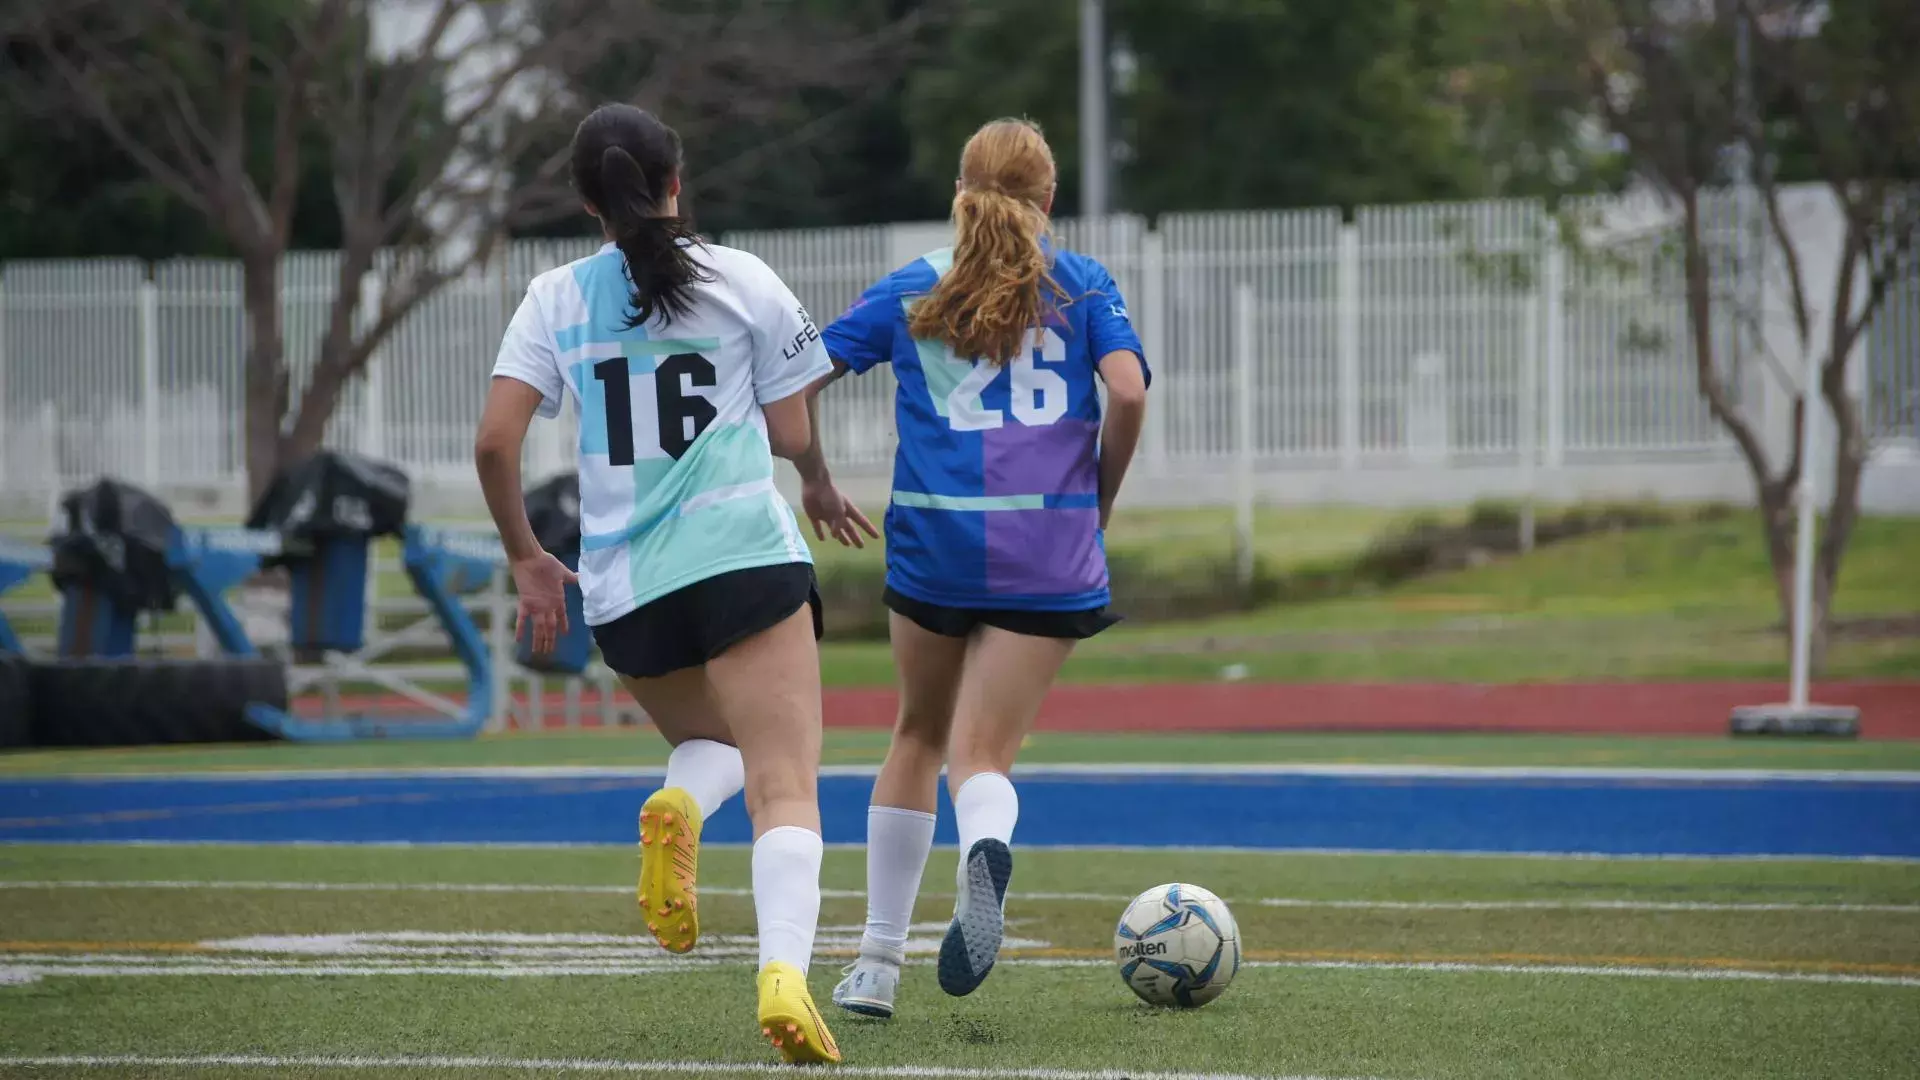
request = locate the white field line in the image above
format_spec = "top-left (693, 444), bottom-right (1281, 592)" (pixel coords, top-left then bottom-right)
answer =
top-left (6, 839), bottom-right (1917, 863)
top-left (0, 1056), bottom-right (1376, 1080)
top-left (3, 879), bottom-right (1916, 914)
top-left (2, 955), bottom-right (1915, 989)
top-left (18, 763), bottom-right (1920, 782)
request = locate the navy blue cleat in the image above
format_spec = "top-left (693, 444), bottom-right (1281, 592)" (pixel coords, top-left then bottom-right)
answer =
top-left (938, 838), bottom-right (1013, 997)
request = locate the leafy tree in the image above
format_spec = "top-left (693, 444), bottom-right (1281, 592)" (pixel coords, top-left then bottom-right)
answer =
top-left (0, 0), bottom-right (365, 259)
top-left (1495, 0), bottom-right (1920, 669)
top-left (5, 0), bottom-right (928, 500)
top-left (901, 0), bottom-right (1613, 217)
top-left (514, 0), bottom-right (945, 239)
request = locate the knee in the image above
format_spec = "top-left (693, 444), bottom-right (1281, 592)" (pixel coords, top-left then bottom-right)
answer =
top-left (888, 709), bottom-right (948, 766)
top-left (742, 758), bottom-right (814, 815)
top-left (947, 737), bottom-right (1018, 790)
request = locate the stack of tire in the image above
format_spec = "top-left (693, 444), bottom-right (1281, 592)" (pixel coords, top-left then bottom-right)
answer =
top-left (0, 651), bottom-right (30, 749)
top-left (5, 478), bottom-right (289, 749)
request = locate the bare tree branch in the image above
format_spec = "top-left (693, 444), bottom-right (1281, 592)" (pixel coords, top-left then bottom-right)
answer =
top-left (21, 29), bottom-right (219, 219)
top-left (1755, 151), bottom-right (1813, 352)
top-left (1679, 186), bottom-right (1778, 483)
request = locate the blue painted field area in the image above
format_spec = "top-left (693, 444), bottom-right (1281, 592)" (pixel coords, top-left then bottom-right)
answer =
top-left (2, 769), bottom-right (1916, 857)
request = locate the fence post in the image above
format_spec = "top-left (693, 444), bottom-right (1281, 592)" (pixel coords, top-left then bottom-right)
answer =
top-left (1543, 225), bottom-right (1567, 468)
top-left (139, 280), bottom-right (161, 487)
top-left (1232, 282), bottom-right (1256, 587)
top-left (1519, 270), bottom-right (1541, 553)
top-left (360, 271), bottom-right (387, 460)
top-left (1141, 228), bottom-right (1168, 472)
top-left (1337, 225), bottom-right (1362, 470)
top-left (41, 401), bottom-right (59, 519)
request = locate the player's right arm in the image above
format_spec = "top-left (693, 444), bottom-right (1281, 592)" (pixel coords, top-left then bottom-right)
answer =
top-left (478, 289), bottom-right (577, 654)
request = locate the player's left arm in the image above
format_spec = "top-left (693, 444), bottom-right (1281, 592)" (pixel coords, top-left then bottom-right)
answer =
top-left (1086, 261), bottom-right (1151, 530)
top-left (1096, 351), bottom-right (1148, 530)
top-left (789, 362), bottom-right (877, 547)
top-left (746, 262), bottom-right (833, 460)
top-left (791, 364), bottom-right (849, 485)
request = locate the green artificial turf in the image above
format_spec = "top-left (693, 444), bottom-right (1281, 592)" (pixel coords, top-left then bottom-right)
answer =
top-left (0, 843), bottom-right (1914, 1079)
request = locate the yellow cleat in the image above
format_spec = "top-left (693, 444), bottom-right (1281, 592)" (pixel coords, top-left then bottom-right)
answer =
top-left (636, 787), bottom-right (702, 954)
top-left (757, 960), bottom-right (841, 1065)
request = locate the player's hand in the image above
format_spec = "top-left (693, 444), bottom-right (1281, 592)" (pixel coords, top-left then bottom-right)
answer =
top-left (511, 550), bottom-right (578, 655)
top-left (802, 477), bottom-right (880, 549)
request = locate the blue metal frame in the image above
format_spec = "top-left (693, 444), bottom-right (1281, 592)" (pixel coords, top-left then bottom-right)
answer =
top-left (167, 527), bottom-right (283, 657)
top-left (0, 536), bottom-right (53, 655)
top-left (243, 525), bottom-right (504, 742)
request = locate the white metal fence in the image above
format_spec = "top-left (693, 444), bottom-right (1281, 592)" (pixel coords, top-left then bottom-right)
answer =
top-left (2, 188), bottom-right (1915, 511)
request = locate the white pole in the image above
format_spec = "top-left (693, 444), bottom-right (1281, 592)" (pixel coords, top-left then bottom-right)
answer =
top-left (1141, 229), bottom-right (1167, 473)
top-left (139, 281), bottom-right (161, 488)
top-left (1788, 352), bottom-right (1820, 709)
top-left (1078, 0), bottom-right (1109, 217)
top-left (1519, 265), bottom-right (1540, 553)
top-left (42, 401), bottom-right (59, 521)
top-left (1232, 283), bottom-right (1255, 587)
top-left (1337, 226), bottom-right (1362, 470)
top-left (360, 272), bottom-right (387, 460)
top-left (1543, 228), bottom-right (1567, 469)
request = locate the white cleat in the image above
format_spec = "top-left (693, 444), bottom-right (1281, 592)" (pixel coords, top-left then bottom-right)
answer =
top-left (832, 953), bottom-right (901, 1019)
top-left (938, 838), bottom-right (1012, 997)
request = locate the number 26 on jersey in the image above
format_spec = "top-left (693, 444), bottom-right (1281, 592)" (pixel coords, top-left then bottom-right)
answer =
top-left (943, 327), bottom-right (1069, 431)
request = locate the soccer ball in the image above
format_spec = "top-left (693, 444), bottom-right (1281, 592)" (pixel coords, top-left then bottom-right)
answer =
top-left (1113, 882), bottom-right (1241, 1008)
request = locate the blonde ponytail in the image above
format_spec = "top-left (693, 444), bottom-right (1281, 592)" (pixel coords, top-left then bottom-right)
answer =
top-left (907, 119), bottom-right (1069, 366)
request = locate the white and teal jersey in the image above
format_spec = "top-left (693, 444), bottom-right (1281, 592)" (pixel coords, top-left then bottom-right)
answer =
top-left (492, 240), bottom-right (831, 626)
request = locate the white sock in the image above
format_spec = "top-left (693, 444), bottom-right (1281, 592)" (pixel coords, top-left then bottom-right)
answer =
top-left (860, 805), bottom-right (936, 963)
top-left (752, 825), bottom-right (824, 974)
top-left (664, 739), bottom-right (744, 820)
top-left (952, 771), bottom-right (1019, 862)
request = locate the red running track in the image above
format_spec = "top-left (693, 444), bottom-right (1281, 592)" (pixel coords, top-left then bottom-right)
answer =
top-left (297, 681), bottom-right (1920, 738)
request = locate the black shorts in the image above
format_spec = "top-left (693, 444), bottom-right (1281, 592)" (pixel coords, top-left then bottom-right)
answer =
top-left (593, 563), bottom-right (822, 680)
top-left (883, 586), bottom-right (1119, 641)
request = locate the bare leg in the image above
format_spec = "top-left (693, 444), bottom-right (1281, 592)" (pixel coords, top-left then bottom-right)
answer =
top-left (836, 613), bottom-right (968, 1018)
top-left (702, 605), bottom-right (824, 837)
top-left (946, 626), bottom-right (1075, 797)
top-left (937, 626), bottom-right (1075, 998)
top-left (872, 612), bottom-right (968, 813)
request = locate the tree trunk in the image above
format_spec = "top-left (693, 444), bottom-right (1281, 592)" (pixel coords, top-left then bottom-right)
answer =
top-left (1757, 478), bottom-right (1797, 636)
top-left (1812, 382), bottom-right (1869, 676)
top-left (240, 253), bottom-right (288, 507)
top-left (282, 354), bottom-right (350, 466)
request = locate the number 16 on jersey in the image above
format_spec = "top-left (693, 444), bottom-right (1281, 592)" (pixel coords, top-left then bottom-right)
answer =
top-left (593, 353), bottom-right (719, 466)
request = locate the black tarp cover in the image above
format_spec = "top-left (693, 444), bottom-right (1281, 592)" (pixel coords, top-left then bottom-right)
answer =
top-left (49, 478), bottom-right (179, 613)
top-left (246, 450), bottom-right (410, 556)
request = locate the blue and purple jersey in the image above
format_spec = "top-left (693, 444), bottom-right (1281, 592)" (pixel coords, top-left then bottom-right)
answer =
top-left (823, 246), bottom-right (1148, 611)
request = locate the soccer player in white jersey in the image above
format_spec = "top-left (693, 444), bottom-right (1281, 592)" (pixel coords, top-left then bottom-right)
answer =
top-left (475, 104), bottom-right (842, 1065)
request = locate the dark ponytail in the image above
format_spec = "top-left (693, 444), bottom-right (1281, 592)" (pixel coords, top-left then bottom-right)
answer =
top-left (570, 104), bottom-right (713, 329)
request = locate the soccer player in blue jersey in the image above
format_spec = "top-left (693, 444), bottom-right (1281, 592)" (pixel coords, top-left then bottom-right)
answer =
top-left (795, 118), bottom-right (1150, 1016)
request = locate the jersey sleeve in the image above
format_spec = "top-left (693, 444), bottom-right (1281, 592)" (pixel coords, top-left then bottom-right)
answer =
top-left (492, 289), bottom-right (565, 418)
top-left (747, 262), bottom-right (833, 405)
top-left (1083, 259), bottom-right (1151, 388)
top-left (822, 277), bottom-right (898, 375)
